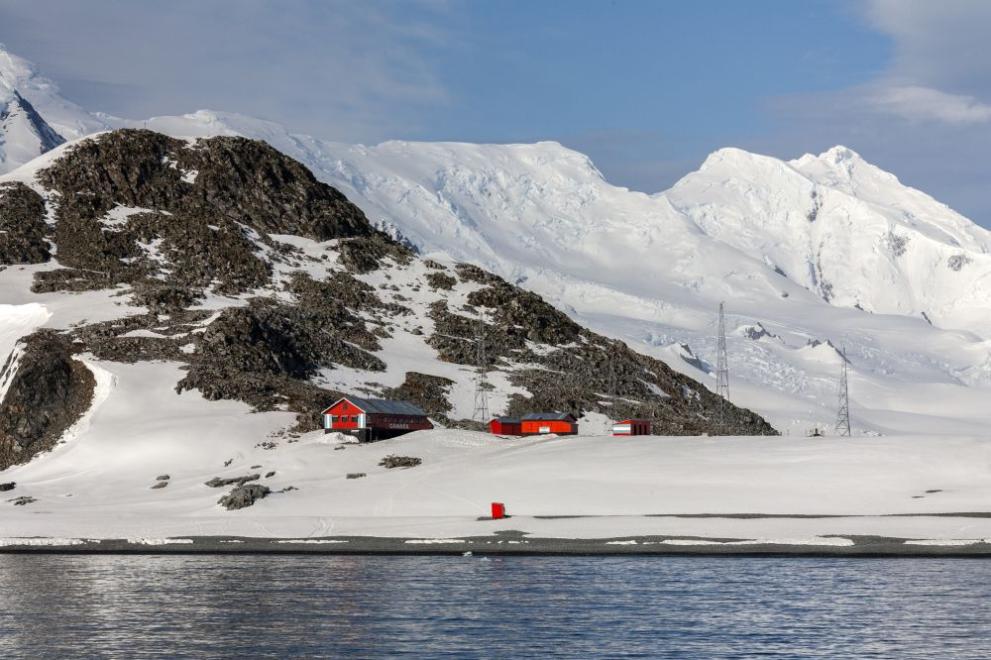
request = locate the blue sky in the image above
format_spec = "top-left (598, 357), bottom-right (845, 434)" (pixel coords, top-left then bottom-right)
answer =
top-left (2, 0), bottom-right (990, 224)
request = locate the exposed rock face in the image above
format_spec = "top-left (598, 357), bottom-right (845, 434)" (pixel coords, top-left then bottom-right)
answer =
top-left (0, 331), bottom-right (95, 470)
top-left (176, 298), bottom-right (380, 414)
top-left (0, 182), bottom-right (50, 264)
top-left (384, 372), bottom-right (455, 417)
top-left (32, 129), bottom-right (383, 297)
top-left (218, 483), bottom-right (270, 510)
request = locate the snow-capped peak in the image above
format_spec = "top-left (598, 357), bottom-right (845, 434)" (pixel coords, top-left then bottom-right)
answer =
top-left (819, 144), bottom-right (863, 163)
top-left (1, 85), bottom-right (66, 174)
top-left (0, 44), bottom-right (107, 148)
top-left (0, 44), bottom-right (39, 91)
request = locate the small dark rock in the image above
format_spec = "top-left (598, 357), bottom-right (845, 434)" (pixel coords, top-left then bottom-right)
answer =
top-left (155, 474), bottom-right (170, 481)
top-left (346, 473), bottom-right (366, 479)
top-left (218, 484), bottom-right (271, 510)
top-left (205, 474), bottom-right (260, 488)
top-left (151, 481), bottom-right (168, 490)
top-left (0, 482), bottom-right (15, 492)
top-left (265, 471), bottom-right (276, 478)
top-left (224, 458), bottom-right (234, 467)
top-left (379, 455), bottom-right (422, 469)
top-left (10, 496), bottom-right (36, 506)
top-left (250, 465), bottom-right (262, 469)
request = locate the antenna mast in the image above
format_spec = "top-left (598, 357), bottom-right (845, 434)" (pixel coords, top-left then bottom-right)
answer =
top-left (472, 316), bottom-right (490, 422)
top-left (835, 346), bottom-right (851, 437)
top-left (715, 302), bottom-right (730, 426)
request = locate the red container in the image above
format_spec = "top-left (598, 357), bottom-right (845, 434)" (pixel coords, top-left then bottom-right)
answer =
top-left (491, 502), bottom-right (506, 520)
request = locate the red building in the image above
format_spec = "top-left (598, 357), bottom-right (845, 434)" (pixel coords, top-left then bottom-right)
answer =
top-left (322, 396), bottom-right (432, 442)
top-left (488, 417), bottom-right (522, 436)
top-left (611, 419), bottom-right (652, 436)
top-left (520, 412), bottom-right (578, 436)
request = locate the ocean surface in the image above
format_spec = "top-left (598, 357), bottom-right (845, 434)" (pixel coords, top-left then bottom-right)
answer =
top-left (1, 554), bottom-right (990, 658)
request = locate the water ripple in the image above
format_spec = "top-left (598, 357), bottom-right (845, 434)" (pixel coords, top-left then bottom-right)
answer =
top-left (1, 555), bottom-right (990, 658)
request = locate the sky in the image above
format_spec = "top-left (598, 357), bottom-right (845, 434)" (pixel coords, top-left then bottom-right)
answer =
top-left (2, 0), bottom-right (990, 225)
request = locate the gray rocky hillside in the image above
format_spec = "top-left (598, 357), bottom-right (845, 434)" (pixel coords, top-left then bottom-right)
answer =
top-left (0, 129), bottom-right (774, 469)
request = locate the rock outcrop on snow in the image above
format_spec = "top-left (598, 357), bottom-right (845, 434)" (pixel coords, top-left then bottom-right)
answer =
top-left (0, 181), bottom-right (49, 264)
top-left (0, 331), bottom-right (95, 470)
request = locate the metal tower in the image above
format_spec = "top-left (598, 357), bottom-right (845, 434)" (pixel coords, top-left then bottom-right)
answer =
top-left (471, 316), bottom-right (490, 422)
top-left (715, 302), bottom-right (730, 425)
top-left (834, 346), bottom-right (851, 437)
top-left (608, 342), bottom-right (619, 400)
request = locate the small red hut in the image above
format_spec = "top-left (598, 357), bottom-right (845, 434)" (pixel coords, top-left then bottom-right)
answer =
top-left (611, 419), bottom-right (652, 436)
top-left (488, 417), bottom-right (522, 436)
top-left (322, 396), bottom-right (432, 442)
top-left (520, 412), bottom-right (578, 436)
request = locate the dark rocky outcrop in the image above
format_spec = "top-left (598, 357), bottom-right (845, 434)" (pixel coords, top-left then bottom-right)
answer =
top-left (0, 482), bottom-right (15, 491)
top-left (0, 332), bottom-right (95, 470)
top-left (218, 483), bottom-right (270, 510)
top-left (383, 372), bottom-right (454, 417)
top-left (176, 298), bottom-right (378, 420)
top-left (205, 474), bottom-right (260, 488)
top-left (0, 182), bottom-right (50, 264)
top-left (338, 234), bottom-right (412, 273)
top-left (379, 455), bottom-right (422, 469)
top-left (425, 272), bottom-right (456, 290)
top-left (32, 130), bottom-right (383, 298)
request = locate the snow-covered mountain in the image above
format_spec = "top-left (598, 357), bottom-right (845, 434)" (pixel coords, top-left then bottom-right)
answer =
top-left (0, 46), bottom-right (107, 139)
top-left (1, 46), bottom-right (990, 437)
top-left (0, 87), bottom-right (65, 172)
top-left (0, 46), bottom-right (108, 172)
top-left (667, 146), bottom-right (991, 333)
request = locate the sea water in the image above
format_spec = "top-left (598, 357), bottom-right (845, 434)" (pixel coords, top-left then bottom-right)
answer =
top-left (2, 555), bottom-right (990, 658)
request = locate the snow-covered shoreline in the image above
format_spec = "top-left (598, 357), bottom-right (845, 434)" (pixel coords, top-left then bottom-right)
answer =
top-left (5, 428), bottom-right (991, 546)
top-left (3, 531), bottom-right (991, 556)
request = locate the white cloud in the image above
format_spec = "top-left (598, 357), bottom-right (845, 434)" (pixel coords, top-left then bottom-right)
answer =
top-left (761, 1), bottom-right (991, 224)
top-left (867, 85), bottom-right (991, 124)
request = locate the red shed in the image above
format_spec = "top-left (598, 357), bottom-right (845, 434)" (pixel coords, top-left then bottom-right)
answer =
top-left (321, 396), bottom-right (432, 442)
top-left (488, 417), bottom-right (522, 436)
top-left (612, 419), bottom-right (652, 436)
top-left (520, 412), bottom-right (578, 436)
